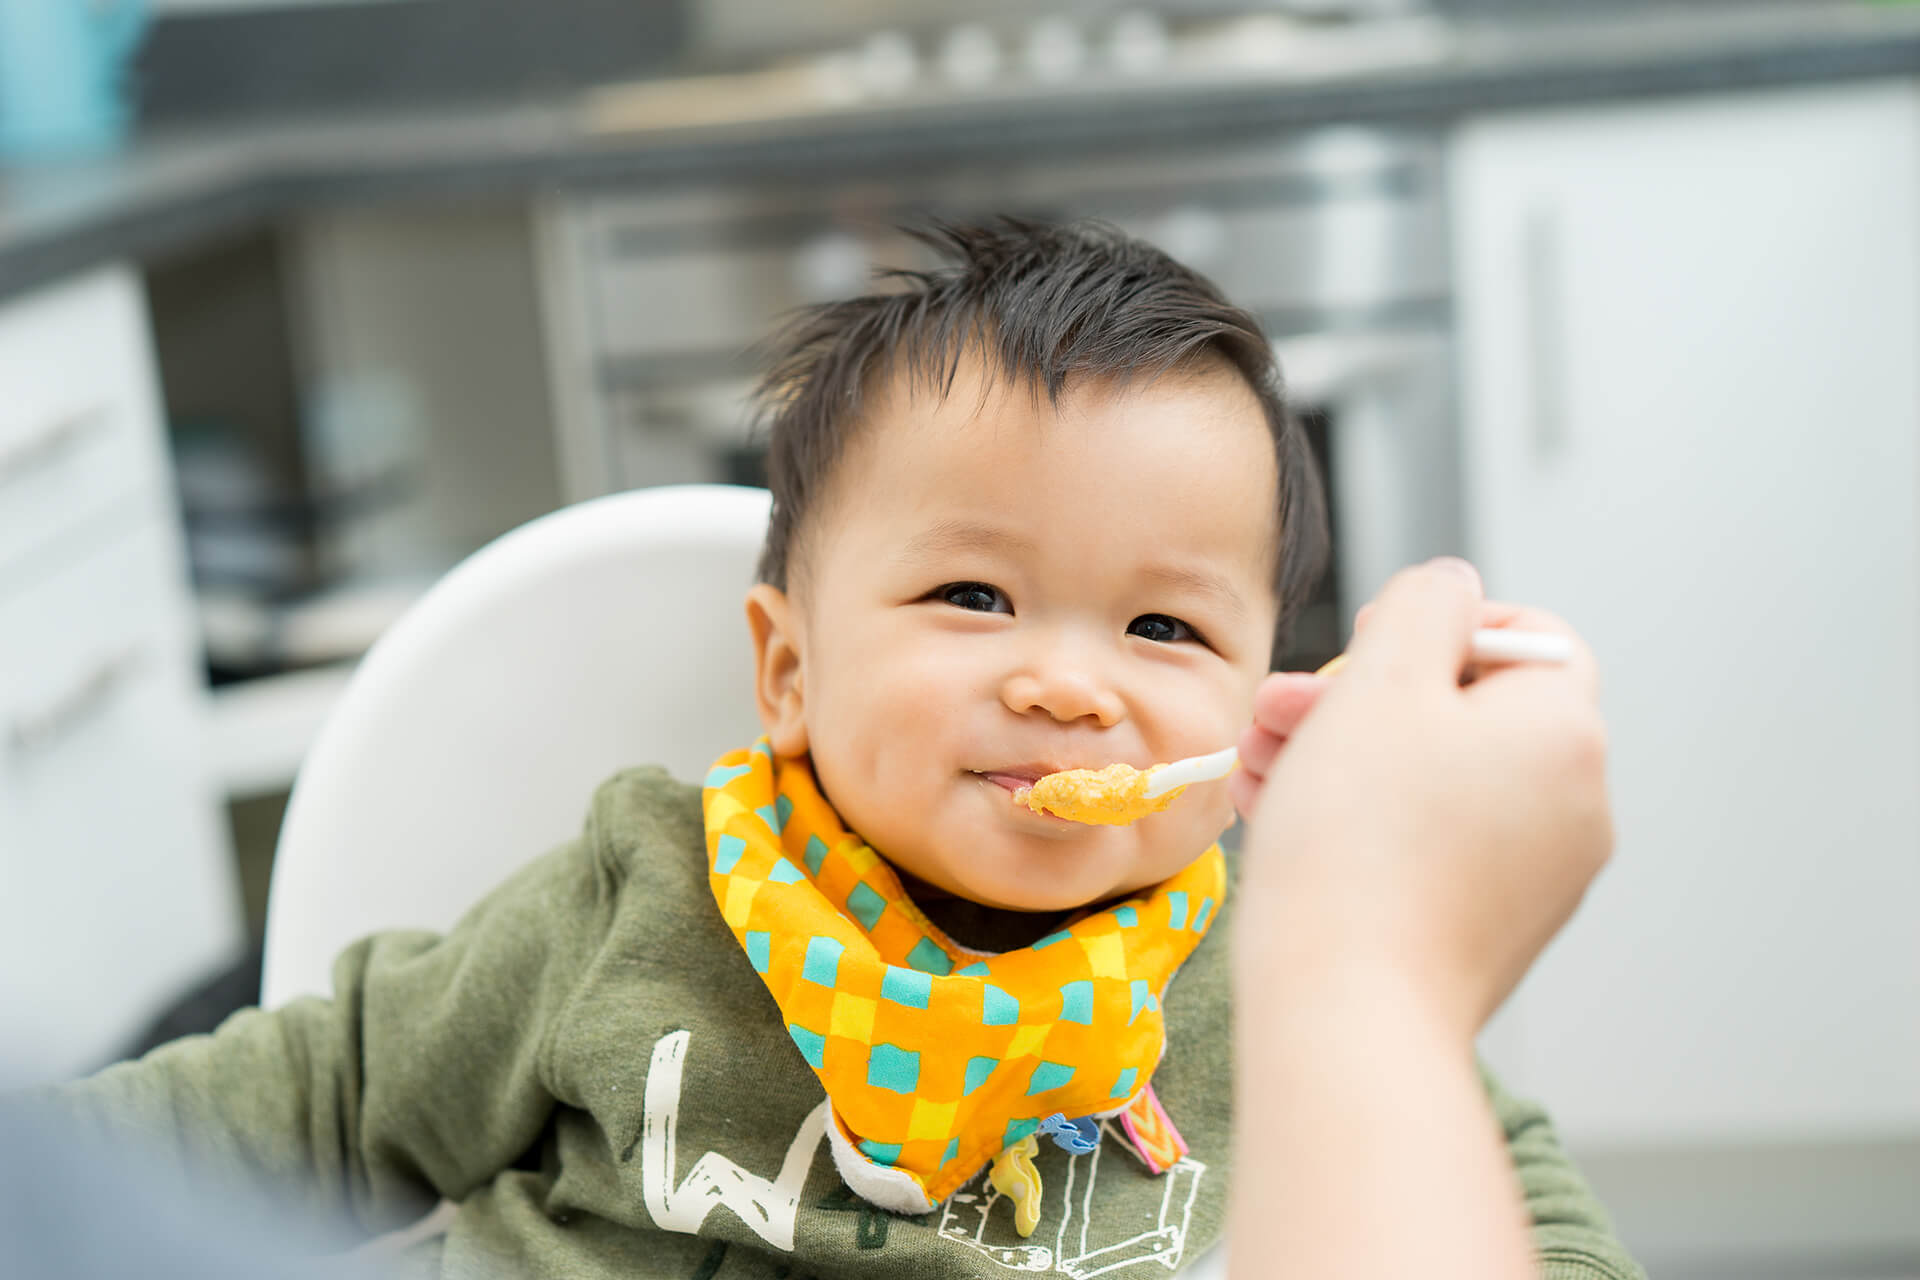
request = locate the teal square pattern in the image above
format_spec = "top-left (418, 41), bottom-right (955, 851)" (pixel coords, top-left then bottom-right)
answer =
top-left (1111, 1066), bottom-right (1138, 1099)
top-left (1167, 891), bottom-right (1189, 930)
top-left (767, 858), bottom-right (804, 885)
top-left (744, 930), bottom-right (771, 973)
top-left (860, 1140), bottom-right (902, 1165)
top-left (964, 1056), bottom-right (998, 1096)
top-left (756, 794), bottom-right (794, 834)
top-left (881, 965), bottom-right (931, 1009)
top-left (804, 834), bottom-right (830, 875)
top-left (705, 763), bottom-right (751, 789)
top-left (713, 833), bottom-right (747, 875)
top-left (1059, 980), bottom-right (1093, 1025)
top-left (1027, 1061), bottom-right (1076, 1095)
top-left (980, 984), bottom-right (1019, 1026)
top-left (1128, 978), bottom-right (1159, 1024)
top-left (867, 1043), bottom-right (920, 1094)
top-left (847, 882), bottom-right (887, 930)
top-left (906, 937), bottom-right (953, 975)
top-left (788, 1024), bottom-right (826, 1069)
top-left (803, 936), bottom-right (844, 987)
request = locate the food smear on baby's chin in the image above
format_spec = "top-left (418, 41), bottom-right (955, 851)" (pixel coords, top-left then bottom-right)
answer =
top-left (1016, 762), bottom-right (1185, 826)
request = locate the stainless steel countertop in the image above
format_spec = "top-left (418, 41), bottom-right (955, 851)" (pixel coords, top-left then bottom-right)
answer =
top-left (4, 2), bottom-right (1920, 301)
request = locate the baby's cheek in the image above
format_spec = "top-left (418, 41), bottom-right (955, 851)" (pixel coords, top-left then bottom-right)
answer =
top-left (1187, 787), bottom-right (1240, 848)
top-left (884, 648), bottom-right (978, 717)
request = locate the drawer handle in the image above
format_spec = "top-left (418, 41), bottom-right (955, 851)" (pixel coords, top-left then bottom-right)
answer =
top-left (7, 646), bottom-right (145, 762)
top-left (0, 406), bottom-right (112, 493)
top-left (1521, 203), bottom-right (1568, 461)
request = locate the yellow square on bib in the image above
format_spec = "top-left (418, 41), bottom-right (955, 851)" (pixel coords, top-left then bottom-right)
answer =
top-left (830, 993), bottom-right (877, 1041)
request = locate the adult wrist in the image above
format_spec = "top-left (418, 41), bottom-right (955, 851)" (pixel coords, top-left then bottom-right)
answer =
top-left (1234, 911), bottom-right (1480, 1059)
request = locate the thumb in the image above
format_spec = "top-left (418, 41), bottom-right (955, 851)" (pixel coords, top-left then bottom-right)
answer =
top-left (1343, 558), bottom-right (1485, 689)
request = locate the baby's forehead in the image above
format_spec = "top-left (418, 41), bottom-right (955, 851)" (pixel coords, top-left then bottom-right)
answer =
top-left (807, 359), bottom-right (1282, 579)
top-left (848, 353), bottom-right (1272, 467)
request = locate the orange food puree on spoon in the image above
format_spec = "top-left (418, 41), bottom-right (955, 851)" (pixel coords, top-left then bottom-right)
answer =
top-left (1016, 762), bottom-right (1186, 825)
top-left (1019, 653), bottom-right (1348, 826)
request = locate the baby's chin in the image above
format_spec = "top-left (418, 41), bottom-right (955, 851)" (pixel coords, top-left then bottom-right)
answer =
top-left (909, 858), bottom-right (1155, 914)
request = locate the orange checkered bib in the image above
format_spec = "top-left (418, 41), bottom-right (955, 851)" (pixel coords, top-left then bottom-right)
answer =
top-left (703, 739), bottom-right (1224, 1220)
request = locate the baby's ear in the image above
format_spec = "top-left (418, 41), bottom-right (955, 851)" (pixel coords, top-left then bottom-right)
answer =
top-left (745, 583), bottom-right (809, 756)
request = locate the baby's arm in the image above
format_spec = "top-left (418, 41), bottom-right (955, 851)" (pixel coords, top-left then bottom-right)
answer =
top-left (1484, 1067), bottom-right (1648, 1280)
top-left (28, 831), bottom-right (612, 1241)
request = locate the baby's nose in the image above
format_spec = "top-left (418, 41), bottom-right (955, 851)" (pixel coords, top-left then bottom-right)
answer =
top-left (1000, 665), bottom-right (1125, 728)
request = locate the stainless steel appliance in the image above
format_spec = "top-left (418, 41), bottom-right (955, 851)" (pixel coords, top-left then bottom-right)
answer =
top-left (537, 127), bottom-right (1458, 668)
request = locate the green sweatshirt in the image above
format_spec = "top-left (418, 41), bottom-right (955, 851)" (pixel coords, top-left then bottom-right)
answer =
top-left (40, 767), bottom-right (1644, 1280)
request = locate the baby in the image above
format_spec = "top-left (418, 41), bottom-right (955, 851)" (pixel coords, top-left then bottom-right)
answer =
top-left (34, 220), bottom-right (1643, 1279)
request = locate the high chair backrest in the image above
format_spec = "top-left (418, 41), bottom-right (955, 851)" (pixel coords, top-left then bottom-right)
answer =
top-left (259, 484), bottom-right (772, 1009)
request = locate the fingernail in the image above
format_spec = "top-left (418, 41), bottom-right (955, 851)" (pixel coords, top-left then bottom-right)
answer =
top-left (1427, 556), bottom-right (1481, 586)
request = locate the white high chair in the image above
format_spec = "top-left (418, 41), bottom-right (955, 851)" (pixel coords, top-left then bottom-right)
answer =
top-left (259, 483), bottom-right (770, 1009)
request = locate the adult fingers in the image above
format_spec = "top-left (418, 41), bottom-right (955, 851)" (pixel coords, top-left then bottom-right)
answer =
top-left (1249, 671), bottom-right (1327, 738)
top-left (1238, 673), bottom-right (1327, 783)
top-left (1357, 597), bottom-right (1520, 643)
top-left (1476, 599), bottom-right (1526, 630)
top-left (1228, 769), bottom-right (1262, 822)
top-left (1236, 723), bottom-right (1279, 791)
top-left (1469, 603), bottom-right (1600, 701)
top-left (1342, 558), bottom-right (1486, 690)
top-left (1463, 663), bottom-right (1613, 853)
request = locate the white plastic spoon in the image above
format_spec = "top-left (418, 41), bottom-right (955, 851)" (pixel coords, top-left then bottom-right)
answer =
top-left (1140, 627), bottom-right (1575, 799)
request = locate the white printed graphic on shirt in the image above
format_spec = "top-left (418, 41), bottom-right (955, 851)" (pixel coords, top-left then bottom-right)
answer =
top-left (639, 1030), bottom-right (1206, 1273)
top-left (935, 1120), bottom-right (1207, 1277)
top-left (641, 1029), bottom-right (829, 1251)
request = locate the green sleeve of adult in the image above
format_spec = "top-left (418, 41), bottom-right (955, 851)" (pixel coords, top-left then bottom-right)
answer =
top-left (33, 831), bottom-right (617, 1239)
top-left (1484, 1064), bottom-right (1649, 1280)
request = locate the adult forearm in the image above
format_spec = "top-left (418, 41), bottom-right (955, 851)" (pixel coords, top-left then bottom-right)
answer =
top-left (1229, 954), bottom-right (1536, 1280)
top-left (27, 998), bottom-right (402, 1240)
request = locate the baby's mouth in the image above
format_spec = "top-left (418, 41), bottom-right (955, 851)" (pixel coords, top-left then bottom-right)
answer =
top-left (976, 769), bottom-right (1043, 794)
top-left (971, 768), bottom-right (1074, 823)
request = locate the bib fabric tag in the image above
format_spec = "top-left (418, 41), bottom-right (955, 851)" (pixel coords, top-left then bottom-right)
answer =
top-left (988, 1135), bottom-right (1045, 1238)
top-left (1118, 1082), bottom-right (1189, 1174)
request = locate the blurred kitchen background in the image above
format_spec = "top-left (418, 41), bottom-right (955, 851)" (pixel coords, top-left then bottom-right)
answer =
top-left (2, 0), bottom-right (1918, 1274)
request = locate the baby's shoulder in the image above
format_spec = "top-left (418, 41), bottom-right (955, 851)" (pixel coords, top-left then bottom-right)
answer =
top-left (579, 764), bottom-right (707, 881)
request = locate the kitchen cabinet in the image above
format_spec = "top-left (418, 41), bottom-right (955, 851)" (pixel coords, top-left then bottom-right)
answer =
top-left (0, 267), bottom-right (241, 1083)
top-left (1452, 80), bottom-right (1920, 1146)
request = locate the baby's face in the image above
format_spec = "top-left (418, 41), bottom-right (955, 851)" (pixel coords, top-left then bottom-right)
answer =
top-left (752, 354), bottom-right (1281, 912)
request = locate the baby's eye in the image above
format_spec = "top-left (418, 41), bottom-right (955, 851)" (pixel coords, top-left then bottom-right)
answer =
top-left (1128, 614), bottom-right (1199, 645)
top-left (940, 582), bottom-right (1012, 614)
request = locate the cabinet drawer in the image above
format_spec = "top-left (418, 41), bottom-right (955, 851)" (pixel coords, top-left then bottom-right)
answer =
top-left (0, 522), bottom-right (239, 1082)
top-left (0, 268), bottom-right (168, 576)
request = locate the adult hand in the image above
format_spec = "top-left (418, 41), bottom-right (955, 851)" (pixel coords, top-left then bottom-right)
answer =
top-left (1236, 557), bottom-right (1613, 1042)
top-left (1225, 558), bottom-right (1615, 1280)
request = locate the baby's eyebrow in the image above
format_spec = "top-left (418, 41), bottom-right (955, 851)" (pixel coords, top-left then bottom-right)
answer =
top-left (1137, 564), bottom-right (1249, 624)
top-left (900, 520), bottom-right (1038, 560)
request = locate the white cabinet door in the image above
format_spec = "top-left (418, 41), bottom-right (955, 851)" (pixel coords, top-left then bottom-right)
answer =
top-left (0, 266), bottom-right (240, 1084)
top-left (0, 523), bottom-right (243, 1083)
top-left (0, 271), bottom-right (171, 577)
top-left (1453, 81), bottom-right (1920, 1144)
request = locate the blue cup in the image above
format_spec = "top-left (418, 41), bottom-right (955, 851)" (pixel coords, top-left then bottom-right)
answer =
top-left (0, 0), bottom-right (149, 160)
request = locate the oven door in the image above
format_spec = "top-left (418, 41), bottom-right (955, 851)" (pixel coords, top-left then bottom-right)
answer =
top-left (1271, 326), bottom-right (1459, 670)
